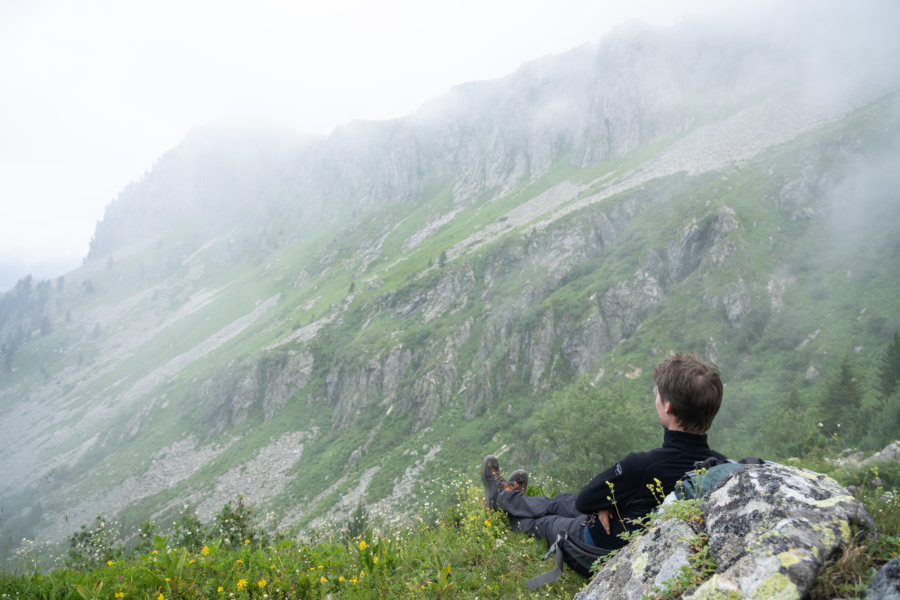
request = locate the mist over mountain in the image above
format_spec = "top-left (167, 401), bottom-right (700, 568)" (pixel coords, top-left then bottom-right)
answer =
top-left (0, 259), bottom-right (81, 294)
top-left (2, 2), bottom-right (899, 560)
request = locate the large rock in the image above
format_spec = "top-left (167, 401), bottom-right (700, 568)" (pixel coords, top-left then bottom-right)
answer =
top-left (575, 464), bottom-right (873, 600)
top-left (576, 518), bottom-right (702, 600)
top-left (866, 556), bottom-right (900, 600)
top-left (864, 440), bottom-right (900, 465)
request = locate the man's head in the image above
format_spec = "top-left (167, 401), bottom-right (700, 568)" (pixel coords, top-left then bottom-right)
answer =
top-left (653, 353), bottom-right (723, 434)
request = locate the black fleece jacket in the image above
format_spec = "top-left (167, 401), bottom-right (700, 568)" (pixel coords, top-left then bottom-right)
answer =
top-left (575, 428), bottom-right (725, 549)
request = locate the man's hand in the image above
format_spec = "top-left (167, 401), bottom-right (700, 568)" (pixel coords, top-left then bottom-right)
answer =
top-left (595, 509), bottom-right (612, 535)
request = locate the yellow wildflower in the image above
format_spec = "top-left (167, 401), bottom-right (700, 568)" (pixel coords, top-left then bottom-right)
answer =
top-left (352, 578), bottom-right (358, 584)
top-left (115, 593), bottom-right (125, 598)
top-left (339, 576), bottom-right (345, 582)
top-left (217, 586), bottom-right (224, 592)
top-left (358, 540), bottom-right (367, 550)
top-left (484, 519), bottom-right (492, 527)
top-left (201, 545), bottom-right (210, 555)
top-left (257, 579), bottom-right (267, 588)
top-left (373, 555), bottom-right (379, 564)
top-left (320, 576), bottom-right (327, 584)
top-left (152, 550), bottom-right (158, 555)
top-left (237, 579), bottom-right (247, 591)
top-left (157, 594), bottom-right (164, 600)
top-left (235, 559), bottom-right (243, 565)
top-left (107, 560), bottom-right (115, 566)
top-left (244, 538), bottom-right (250, 545)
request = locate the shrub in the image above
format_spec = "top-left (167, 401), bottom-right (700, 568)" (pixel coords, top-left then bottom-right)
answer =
top-left (171, 505), bottom-right (207, 551)
top-left (134, 519), bottom-right (156, 554)
top-left (213, 495), bottom-right (268, 548)
top-left (66, 514), bottom-right (122, 569)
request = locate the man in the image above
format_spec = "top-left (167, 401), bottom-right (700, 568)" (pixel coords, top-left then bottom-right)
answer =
top-left (481, 353), bottom-right (726, 578)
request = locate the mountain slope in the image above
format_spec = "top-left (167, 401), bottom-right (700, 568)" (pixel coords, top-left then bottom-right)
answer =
top-left (2, 5), bottom-right (899, 555)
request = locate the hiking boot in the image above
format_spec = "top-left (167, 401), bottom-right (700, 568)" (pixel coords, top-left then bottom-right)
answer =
top-left (481, 455), bottom-right (507, 510)
top-left (508, 469), bottom-right (529, 494)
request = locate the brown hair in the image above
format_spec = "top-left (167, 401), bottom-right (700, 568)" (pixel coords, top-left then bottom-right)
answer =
top-left (653, 353), bottom-right (723, 433)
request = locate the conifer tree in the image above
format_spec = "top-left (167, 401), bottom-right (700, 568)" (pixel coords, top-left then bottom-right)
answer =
top-left (877, 331), bottom-right (900, 397)
top-left (818, 352), bottom-right (862, 443)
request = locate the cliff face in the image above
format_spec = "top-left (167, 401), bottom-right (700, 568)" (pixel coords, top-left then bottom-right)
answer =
top-left (313, 184), bottom-right (747, 432)
top-left (2, 5), bottom-right (899, 553)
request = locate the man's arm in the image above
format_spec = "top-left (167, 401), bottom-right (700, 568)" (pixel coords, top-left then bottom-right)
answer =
top-left (577, 463), bottom-right (627, 536)
top-left (575, 461), bottom-right (623, 514)
top-left (575, 452), bottom-right (646, 515)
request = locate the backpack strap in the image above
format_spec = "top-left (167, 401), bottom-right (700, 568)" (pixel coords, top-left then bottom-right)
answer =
top-left (525, 532), bottom-right (567, 590)
top-left (525, 529), bottom-right (610, 589)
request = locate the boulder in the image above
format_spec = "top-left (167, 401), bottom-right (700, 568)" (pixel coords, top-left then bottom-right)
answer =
top-left (866, 556), bottom-right (900, 600)
top-left (577, 518), bottom-right (701, 600)
top-left (863, 440), bottom-right (900, 465)
top-left (575, 464), bottom-right (873, 600)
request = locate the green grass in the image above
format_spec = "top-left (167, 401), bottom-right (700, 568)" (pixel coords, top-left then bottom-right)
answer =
top-left (3, 458), bottom-right (897, 600)
top-left (2, 482), bottom-right (585, 600)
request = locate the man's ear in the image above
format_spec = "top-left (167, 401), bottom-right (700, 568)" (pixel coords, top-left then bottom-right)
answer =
top-left (662, 399), bottom-right (675, 414)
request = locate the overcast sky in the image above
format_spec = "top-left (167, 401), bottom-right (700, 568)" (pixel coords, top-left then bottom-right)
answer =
top-left (0, 0), bottom-right (731, 289)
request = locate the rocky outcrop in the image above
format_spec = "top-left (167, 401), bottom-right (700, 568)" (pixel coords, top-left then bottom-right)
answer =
top-left (721, 279), bottom-right (750, 330)
top-left (197, 346), bottom-right (311, 433)
top-left (311, 187), bottom-right (756, 431)
top-left (198, 365), bottom-right (261, 434)
top-left (865, 441), bottom-right (900, 465)
top-left (600, 270), bottom-right (665, 342)
top-left (867, 556), bottom-right (900, 600)
top-left (262, 351), bottom-right (314, 421)
top-left (576, 464), bottom-right (874, 600)
top-left (325, 344), bottom-right (416, 428)
top-left (576, 517), bottom-right (703, 599)
top-left (834, 440), bottom-right (900, 468)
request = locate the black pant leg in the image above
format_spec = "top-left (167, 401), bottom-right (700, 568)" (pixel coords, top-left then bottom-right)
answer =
top-left (497, 491), bottom-right (586, 546)
top-left (518, 513), bottom-right (587, 548)
top-left (497, 491), bottom-right (580, 518)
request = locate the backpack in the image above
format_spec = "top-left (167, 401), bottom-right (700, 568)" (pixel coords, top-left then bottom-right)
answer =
top-left (524, 529), bottom-right (612, 590)
top-left (674, 457), bottom-right (765, 500)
